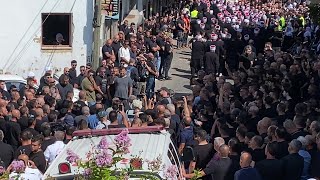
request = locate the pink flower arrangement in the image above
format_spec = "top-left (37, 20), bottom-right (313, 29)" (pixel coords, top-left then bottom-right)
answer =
top-left (65, 129), bottom-right (132, 179)
top-left (63, 129), bottom-right (178, 179)
top-left (10, 160), bottom-right (25, 173)
top-left (97, 136), bottom-right (109, 150)
top-left (95, 150), bottom-right (113, 167)
top-left (145, 155), bottom-right (162, 171)
top-left (0, 166), bottom-right (5, 175)
top-left (66, 149), bottom-right (80, 164)
top-left (83, 168), bottom-right (92, 178)
top-left (114, 128), bottom-right (132, 154)
top-left (163, 165), bottom-right (178, 180)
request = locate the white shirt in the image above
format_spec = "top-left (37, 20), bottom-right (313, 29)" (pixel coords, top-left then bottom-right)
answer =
top-left (9, 167), bottom-right (43, 180)
top-left (118, 47), bottom-right (131, 67)
top-left (44, 141), bottom-right (66, 165)
top-left (95, 121), bottom-right (110, 129)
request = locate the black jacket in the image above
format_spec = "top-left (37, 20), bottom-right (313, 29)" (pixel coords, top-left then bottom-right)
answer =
top-left (281, 153), bottom-right (304, 180)
top-left (191, 41), bottom-right (205, 58)
top-left (0, 141), bottom-right (14, 168)
top-left (204, 51), bottom-right (219, 74)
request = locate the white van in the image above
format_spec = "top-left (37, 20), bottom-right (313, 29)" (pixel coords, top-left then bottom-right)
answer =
top-left (43, 126), bottom-right (182, 180)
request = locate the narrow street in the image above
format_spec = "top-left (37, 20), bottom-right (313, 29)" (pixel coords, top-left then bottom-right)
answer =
top-left (155, 47), bottom-right (193, 96)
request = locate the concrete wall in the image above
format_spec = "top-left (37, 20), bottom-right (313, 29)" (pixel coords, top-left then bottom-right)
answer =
top-left (0, 0), bottom-right (94, 80)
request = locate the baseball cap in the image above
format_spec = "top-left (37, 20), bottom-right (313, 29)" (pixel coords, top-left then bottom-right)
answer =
top-left (27, 72), bottom-right (35, 78)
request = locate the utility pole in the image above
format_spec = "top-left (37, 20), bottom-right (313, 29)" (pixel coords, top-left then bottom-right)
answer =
top-left (93, 0), bottom-right (102, 70)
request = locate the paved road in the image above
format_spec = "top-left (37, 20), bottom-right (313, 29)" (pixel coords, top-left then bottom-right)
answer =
top-left (155, 47), bottom-right (193, 96)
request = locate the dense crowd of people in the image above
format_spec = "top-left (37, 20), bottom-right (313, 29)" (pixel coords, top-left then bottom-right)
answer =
top-left (178, 0), bottom-right (320, 180)
top-left (0, 0), bottom-right (320, 179)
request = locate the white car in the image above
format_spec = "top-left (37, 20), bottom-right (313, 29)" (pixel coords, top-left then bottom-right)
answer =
top-left (44, 127), bottom-right (182, 180)
top-left (0, 74), bottom-right (35, 91)
top-left (0, 74), bottom-right (79, 102)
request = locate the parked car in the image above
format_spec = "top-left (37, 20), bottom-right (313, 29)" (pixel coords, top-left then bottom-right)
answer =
top-left (0, 74), bottom-right (79, 102)
top-left (0, 74), bottom-right (38, 91)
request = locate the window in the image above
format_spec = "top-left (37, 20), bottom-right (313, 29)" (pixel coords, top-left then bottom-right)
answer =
top-left (41, 13), bottom-right (72, 49)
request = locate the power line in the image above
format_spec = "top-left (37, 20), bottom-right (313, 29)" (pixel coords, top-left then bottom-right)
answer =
top-left (3, 0), bottom-right (50, 70)
top-left (5, 0), bottom-right (63, 71)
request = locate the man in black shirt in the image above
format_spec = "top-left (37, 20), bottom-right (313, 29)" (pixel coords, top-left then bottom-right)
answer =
top-left (30, 135), bottom-right (47, 173)
top-left (102, 39), bottom-right (114, 60)
top-left (95, 67), bottom-right (108, 96)
top-left (275, 127), bottom-right (289, 159)
top-left (255, 142), bottom-right (283, 180)
top-left (119, 20), bottom-right (128, 33)
top-left (41, 128), bottom-right (55, 152)
top-left (24, 115), bottom-right (39, 137)
top-left (136, 56), bottom-right (148, 95)
top-left (191, 36), bottom-right (205, 77)
top-left (74, 66), bottom-right (86, 89)
top-left (162, 37), bottom-right (174, 80)
top-left (112, 35), bottom-right (122, 66)
top-left (248, 135), bottom-right (266, 163)
top-left (176, 14), bottom-right (185, 49)
top-left (18, 106), bottom-right (29, 131)
top-left (148, 36), bottom-right (160, 55)
top-left (157, 33), bottom-right (166, 79)
top-left (15, 130), bottom-right (32, 159)
top-left (311, 133), bottom-right (320, 178)
top-left (183, 144), bottom-right (232, 180)
top-left (204, 45), bottom-right (219, 75)
top-left (0, 106), bottom-right (8, 134)
top-left (0, 130), bottom-right (14, 168)
top-left (189, 130), bottom-right (213, 180)
top-left (69, 60), bottom-right (78, 86)
top-left (72, 91), bottom-right (87, 116)
top-left (144, 53), bottom-right (157, 99)
top-left (281, 139), bottom-right (304, 180)
top-left (5, 109), bottom-right (21, 150)
top-left (284, 119), bottom-right (307, 140)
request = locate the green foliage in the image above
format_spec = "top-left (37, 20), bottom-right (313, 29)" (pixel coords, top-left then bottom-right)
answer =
top-left (190, 169), bottom-right (202, 180)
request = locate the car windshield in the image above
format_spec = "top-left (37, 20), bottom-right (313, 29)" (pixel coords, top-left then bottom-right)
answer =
top-left (5, 81), bottom-right (25, 91)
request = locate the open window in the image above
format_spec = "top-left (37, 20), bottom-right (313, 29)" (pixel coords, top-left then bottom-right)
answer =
top-left (41, 13), bottom-right (72, 49)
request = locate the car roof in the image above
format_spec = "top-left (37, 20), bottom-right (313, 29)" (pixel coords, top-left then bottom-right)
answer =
top-left (44, 129), bottom-right (175, 179)
top-left (0, 74), bottom-right (26, 82)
